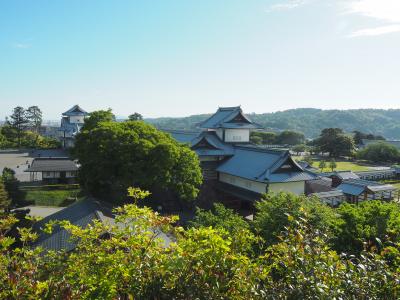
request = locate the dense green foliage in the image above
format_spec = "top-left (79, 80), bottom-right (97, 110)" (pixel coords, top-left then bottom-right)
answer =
top-left (81, 109), bottom-right (115, 131)
top-left (1, 190), bottom-right (399, 299)
top-left (0, 105), bottom-right (59, 149)
top-left (250, 130), bottom-right (305, 146)
top-left (74, 116), bottom-right (203, 202)
top-left (250, 131), bottom-right (277, 145)
top-left (314, 128), bottom-right (355, 157)
top-left (357, 142), bottom-right (400, 163)
top-left (1, 168), bottom-right (23, 207)
top-left (0, 181), bottom-right (10, 211)
top-left (190, 203), bottom-right (255, 253)
top-left (332, 201), bottom-right (400, 255)
top-left (147, 108), bottom-right (400, 139)
top-left (253, 192), bottom-right (336, 246)
top-left (353, 130), bottom-right (385, 145)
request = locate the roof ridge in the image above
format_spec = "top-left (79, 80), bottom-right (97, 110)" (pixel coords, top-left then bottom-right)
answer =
top-left (234, 145), bottom-right (288, 155)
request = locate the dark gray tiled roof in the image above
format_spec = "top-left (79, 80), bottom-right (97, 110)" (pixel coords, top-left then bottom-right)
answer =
top-left (32, 199), bottom-right (114, 252)
top-left (311, 190), bottom-right (345, 198)
top-left (32, 198), bottom-right (173, 252)
top-left (198, 106), bottom-right (263, 129)
top-left (191, 132), bottom-right (235, 156)
top-left (26, 158), bottom-right (79, 172)
top-left (217, 146), bottom-right (316, 183)
top-left (337, 179), bottom-right (396, 196)
top-left (166, 130), bottom-right (201, 144)
top-left (62, 105), bottom-right (89, 116)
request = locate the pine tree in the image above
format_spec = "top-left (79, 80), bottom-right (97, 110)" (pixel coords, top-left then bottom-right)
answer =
top-left (8, 106), bottom-right (29, 147)
top-left (26, 106), bottom-right (43, 134)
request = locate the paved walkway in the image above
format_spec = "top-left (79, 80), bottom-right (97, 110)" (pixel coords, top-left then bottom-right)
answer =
top-left (14, 206), bottom-right (64, 218)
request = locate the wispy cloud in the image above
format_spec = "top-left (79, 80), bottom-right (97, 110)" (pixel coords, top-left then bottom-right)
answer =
top-left (344, 0), bottom-right (400, 37)
top-left (348, 24), bottom-right (400, 37)
top-left (267, 0), bottom-right (311, 12)
top-left (12, 42), bottom-right (32, 49)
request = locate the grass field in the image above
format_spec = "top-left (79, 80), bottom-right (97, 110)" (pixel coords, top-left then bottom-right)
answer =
top-left (316, 161), bottom-right (371, 173)
top-left (20, 185), bottom-right (84, 206)
top-left (293, 156), bottom-right (371, 173)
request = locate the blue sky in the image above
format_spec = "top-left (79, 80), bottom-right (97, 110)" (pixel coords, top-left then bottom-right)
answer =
top-left (1, 0), bottom-right (400, 120)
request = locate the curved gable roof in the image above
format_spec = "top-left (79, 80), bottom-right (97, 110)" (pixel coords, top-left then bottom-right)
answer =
top-left (62, 105), bottom-right (89, 116)
top-left (217, 146), bottom-right (315, 183)
top-left (198, 106), bottom-right (262, 129)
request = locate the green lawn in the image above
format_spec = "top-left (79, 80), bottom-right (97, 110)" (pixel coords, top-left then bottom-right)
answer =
top-left (21, 185), bottom-right (84, 206)
top-left (293, 156), bottom-right (371, 172)
top-left (317, 161), bottom-right (371, 173)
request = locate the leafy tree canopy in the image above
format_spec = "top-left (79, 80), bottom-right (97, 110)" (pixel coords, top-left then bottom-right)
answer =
top-left (357, 142), bottom-right (400, 163)
top-left (275, 130), bottom-right (305, 145)
top-left (128, 112), bottom-right (143, 121)
top-left (74, 120), bottom-right (203, 203)
top-left (314, 128), bottom-right (355, 157)
top-left (81, 109), bottom-right (115, 131)
top-left (252, 192), bottom-right (336, 246)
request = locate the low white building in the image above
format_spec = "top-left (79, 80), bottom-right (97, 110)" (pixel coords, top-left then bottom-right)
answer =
top-left (26, 157), bottom-right (79, 184)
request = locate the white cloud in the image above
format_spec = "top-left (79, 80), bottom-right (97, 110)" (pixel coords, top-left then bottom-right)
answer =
top-left (345, 0), bottom-right (400, 23)
top-left (348, 24), bottom-right (400, 37)
top-left (12, 43), bottom-right (31, 49)
top-left (267, 0), bottom-right (311, 12)
top-left (344, 0), bottom-right (400, 37)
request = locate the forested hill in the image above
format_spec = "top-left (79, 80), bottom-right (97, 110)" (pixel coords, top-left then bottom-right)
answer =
top-left (146, 108), bottom-right (400, 139)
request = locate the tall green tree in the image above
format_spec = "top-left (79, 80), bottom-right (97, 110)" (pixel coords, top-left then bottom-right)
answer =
top-left (315, 128), bottom-right (355, 157)
top-left (128, 112), bottom-right (143, 121)
top-left (74, 121), bottom-right (203, 203)
top-left (25, 106), bottom-right (43, 134)
top-left (276, 130), bottom-right (305, 145)
top-left (319, 160), bottom-right (326, 172)
top-left (8, 107), bottom-right (29, 147)
top-left (329, 159), bottom-right (337, 172)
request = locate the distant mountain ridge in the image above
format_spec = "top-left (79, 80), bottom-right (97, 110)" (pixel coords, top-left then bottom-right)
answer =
top-left (146, 108), bottom-right (400, 139)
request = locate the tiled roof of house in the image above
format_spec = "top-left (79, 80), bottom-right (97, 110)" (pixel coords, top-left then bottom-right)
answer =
top-left (166, 130), bottom-right (200, 144)
top-left (217, 147), bottom-right (316, 183)
top-left (191, 132), bottom-right (235, 156)
top-left (32, 198), bottom-right (173, 252)
top-left (198, 106), bottom-right (263, 129)
top-left (26, 158), bottom-right (79, 172)
top-left (62, 105), bottom-right (89, 116)
top-left (32, 199), bottom-right (114, 252)
top-left (337, 179), bottom-right (396, 196)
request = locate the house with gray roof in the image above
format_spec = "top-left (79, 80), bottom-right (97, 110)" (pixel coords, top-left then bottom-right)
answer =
top-left (25, 157), bottom-right (79, 183)
top-left (59, 105), bottom-right (89, 148)
top-left (168, 106), bottom-right (318, 201)
top-left (32, 198), bottom-right (172, 252)
top-left (337, 179), bottom-right (396, 203)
